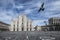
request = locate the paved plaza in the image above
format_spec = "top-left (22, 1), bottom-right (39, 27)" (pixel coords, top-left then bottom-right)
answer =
top-left (0, 31), bottom-right (60, 40)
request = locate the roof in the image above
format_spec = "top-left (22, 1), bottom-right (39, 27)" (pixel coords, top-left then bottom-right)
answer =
top-left (49, 17), bottom-right (60, 19)
top-left (0, 21), bottom-right (10, 26)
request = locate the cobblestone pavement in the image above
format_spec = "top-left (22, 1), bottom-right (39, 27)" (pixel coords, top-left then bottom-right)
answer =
top-left (0, 31), bottom-right (60, 40)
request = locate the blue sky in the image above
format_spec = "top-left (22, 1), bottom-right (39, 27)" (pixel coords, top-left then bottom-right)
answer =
top-left (0, 0), bottom-right (60, 26)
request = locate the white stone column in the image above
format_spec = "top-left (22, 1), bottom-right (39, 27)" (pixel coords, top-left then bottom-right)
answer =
top-left (23, 15), bottom-right (27, 31)
top-left (10, 19), bottom-right (15, 31)
top-left (18, 16), bottom-right (22, 31)
top-left (28, 20), bottom-right (31, 31)
top-left (30, 20), bottom-right (34, 31)
top-left (14, 19), bottom-right (18, 31)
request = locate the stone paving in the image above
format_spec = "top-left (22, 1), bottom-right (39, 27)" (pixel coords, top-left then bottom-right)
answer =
top-left (0, 31), bottom-right (60, 40)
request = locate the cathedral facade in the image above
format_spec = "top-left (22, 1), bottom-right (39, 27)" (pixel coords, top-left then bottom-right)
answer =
top-left (9, 14), bottom-right (34, 31)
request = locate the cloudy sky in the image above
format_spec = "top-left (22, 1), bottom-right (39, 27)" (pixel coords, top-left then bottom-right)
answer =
top-left (0, 0), bottom-right (60, 26)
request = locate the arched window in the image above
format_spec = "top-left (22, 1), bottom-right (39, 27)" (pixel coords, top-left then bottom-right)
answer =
top-left (13, 25), bottom-right (15, 31)
top-left (22, 27), bottom-right (24, 31)
top-left (17, 25), bottom-right (18, 31)
top-left (30, 24), bottom-right (31, 31)
top-left (27, 28), bottom-right (28, 31)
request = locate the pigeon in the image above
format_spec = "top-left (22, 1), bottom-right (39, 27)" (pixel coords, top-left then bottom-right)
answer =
top-left (38, 3), bottom-right (45, 12)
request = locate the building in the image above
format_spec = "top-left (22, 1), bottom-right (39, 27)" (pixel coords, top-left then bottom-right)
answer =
top-left (49, 17), bottom-right (60, 25)
top-left (34, 26), bottom-right (42, 31)
top-left (41, 25), bottom-right (50, 31)
top-left (48, 17), bottom-right (60, 31)
top-left (34, 25), bottom-right (49, 31)
top-left (10, 14), bottom-right (34, 31)
top-left (0, 21), bottom-right (10, 31)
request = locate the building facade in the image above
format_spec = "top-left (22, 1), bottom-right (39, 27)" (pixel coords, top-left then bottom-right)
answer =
top-left (0, 21), bottom-right (10, 31)
top-left (48, 17), bottom-right (60, 31)
top-left (34, 25), bottom-right (49, 31)
top-left (10, 14), bottom-right (34, 31)
top-left (34, 26), bottom-right (42, 31)
top-left (49, 17), bottom-right (60, 25)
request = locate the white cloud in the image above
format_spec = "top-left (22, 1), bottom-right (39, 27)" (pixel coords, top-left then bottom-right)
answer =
top-left (14, 5), bottom-right (24, 10)
top-left (33, 19), bottom-right (48, 26)
top-left (51, 1), bottom-right (60, 6)
top-left (23, 9), bottom-right (33, 14)
top-left (0, 10), bottom-right (18, 24)
top-left (47, 14), bottom-right (60, 18)
top-left (35, 2), bottom-right (41, 8)
top-left (47, 0), bottom-right (60, 11)
top-left (0, 0), bottom-right (60, 26)
top-left (43, 0), bottom-right (60, 19)
top-left (25, 9), bottom-right (31, 13)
